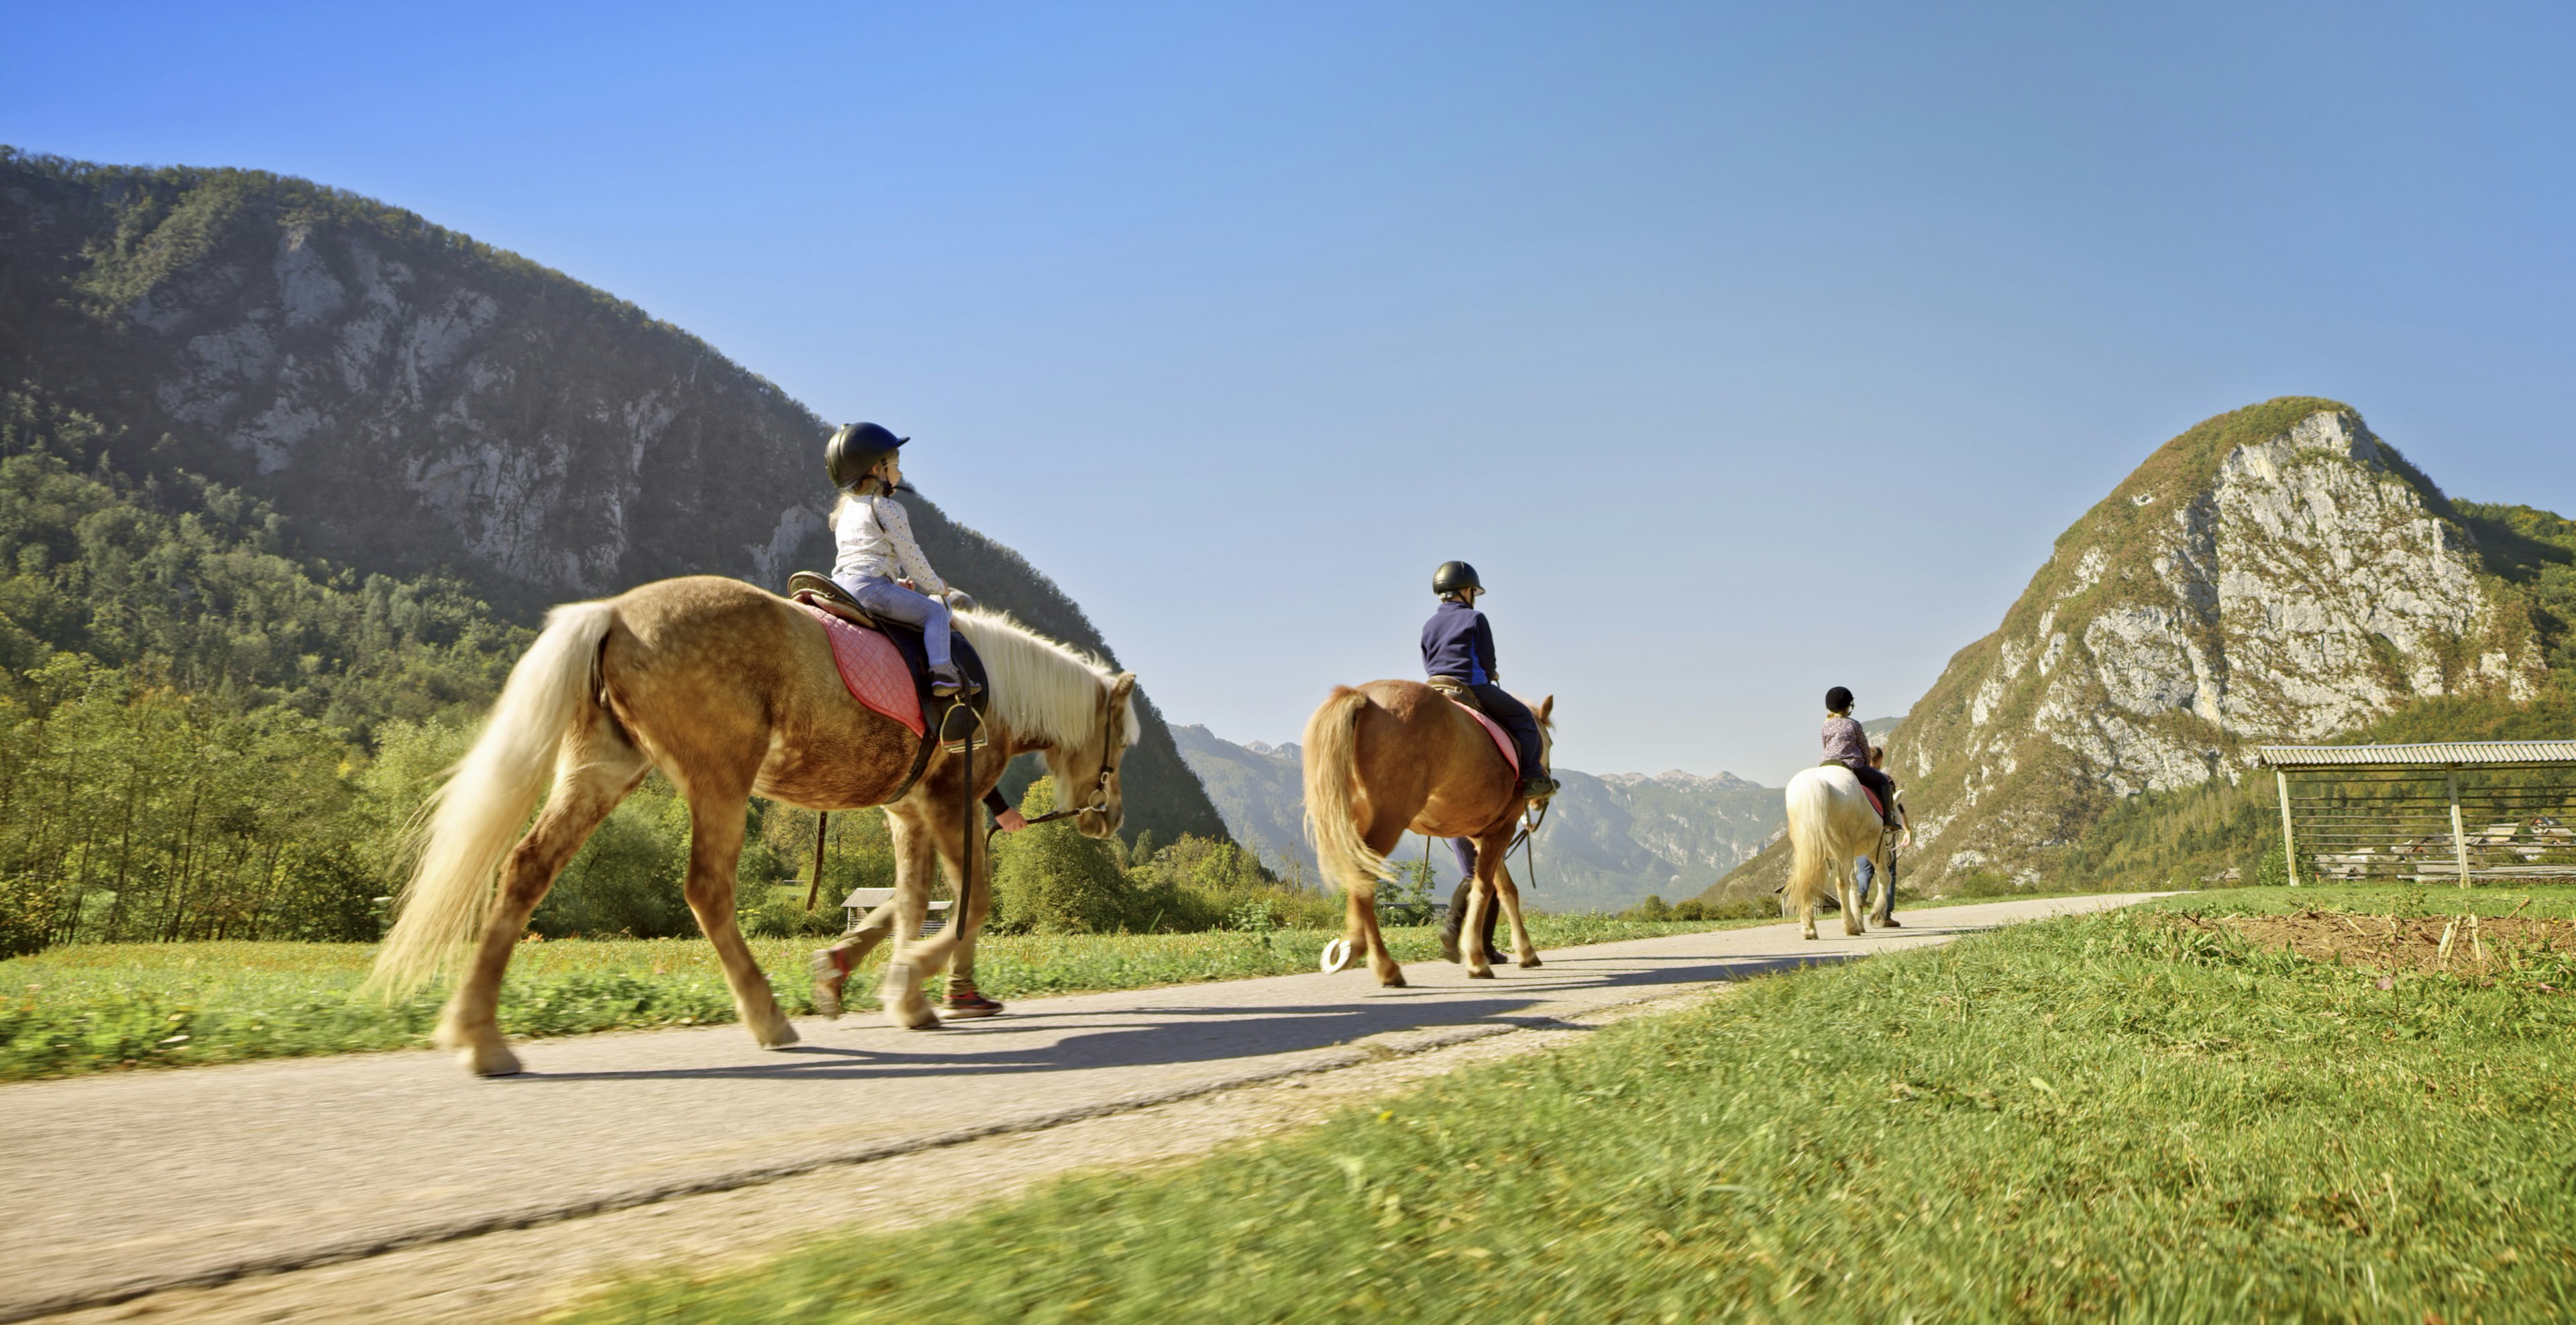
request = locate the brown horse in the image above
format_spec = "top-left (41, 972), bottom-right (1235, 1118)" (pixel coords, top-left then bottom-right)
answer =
top-left (368, 575), bottom-right (1138, 1075)
top-left (1301, 682), bottom-right (1553, 984)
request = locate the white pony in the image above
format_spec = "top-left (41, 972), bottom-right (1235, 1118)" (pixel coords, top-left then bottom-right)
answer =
top-left (1782, 765), bottom-right (1907, 941)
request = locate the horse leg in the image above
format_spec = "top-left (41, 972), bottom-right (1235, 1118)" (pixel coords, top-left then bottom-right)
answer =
top-left (1329, 878), bottom-right (1373, 975)
top-left (885, 794), bottom-right (973, 1020)
top-left (1492, 858), bottom-right (1540, 968)
top-left (678, 783), bottom-right (798, 1050)
top-left (811, 888), bottom-right (901, 1020)
top-left (436, 717), bottom-right (647, 1075)
top-left (1460, 828), bottom-right (1514, 978)
top-left (1359, 880), bottom-right (1405, 986)
top-left (1839, 839), bottom-right (1867, 937)
top-left (879, 802), bottom-right (952, 1029)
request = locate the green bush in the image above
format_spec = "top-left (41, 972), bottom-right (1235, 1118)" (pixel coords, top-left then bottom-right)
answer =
top-left (991, 778), bottom-right (1143, 934)
top-left (1619, 894), bottom-right (1672, 921)
top-left (0, 873), bottom-right (54, 957)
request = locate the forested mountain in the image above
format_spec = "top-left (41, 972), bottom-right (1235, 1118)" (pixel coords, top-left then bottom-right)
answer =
top-left (0, 148), bottom-right (1229, 951)
top-left (1171, 723), bottom-right (1784, 912)
top-left (1707, 399), bottom-right (2576, 902)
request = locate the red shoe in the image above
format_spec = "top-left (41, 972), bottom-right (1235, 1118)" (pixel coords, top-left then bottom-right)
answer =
top-left (941, 982), bottom-right (1004, 1018)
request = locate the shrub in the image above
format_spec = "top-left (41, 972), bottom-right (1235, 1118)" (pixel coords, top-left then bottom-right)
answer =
top-left (0, 873), bottom-right (56, 957)
top-left (1619, 894), bottom-right (1673, 921)
top-left (991, 778), bottom-right (1142, 934)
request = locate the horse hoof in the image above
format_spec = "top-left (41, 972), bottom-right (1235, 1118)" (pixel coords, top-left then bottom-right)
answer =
top-left (1517, 957), bottom-right (1542, 969)
top-left (809, 951), bottom-right (848, 1019)
top-left (458, 1043), bottom-right (521, 1077)
top-left (755, 1020), bottom-right (801, 1049)
top-left (1379, 974), bottom-right (1410, 988)
top-left (1321, 939), bottom-right (1356, 973)
top-left (1438, 937), bottom-right (1462, 963)
top-left (1467, 969), bottom-right (1497, 980)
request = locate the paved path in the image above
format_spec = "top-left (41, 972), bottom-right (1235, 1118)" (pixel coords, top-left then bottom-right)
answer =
top-left (1, 894), bottom-right (2161, 1321)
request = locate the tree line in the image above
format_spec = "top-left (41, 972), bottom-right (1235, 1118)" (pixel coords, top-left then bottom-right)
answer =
top-left (0, 391), bottom-right (1328, 956)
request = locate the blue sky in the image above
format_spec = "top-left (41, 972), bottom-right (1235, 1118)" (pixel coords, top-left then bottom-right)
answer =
top-left (8, 2), bottom-right (2573, 782)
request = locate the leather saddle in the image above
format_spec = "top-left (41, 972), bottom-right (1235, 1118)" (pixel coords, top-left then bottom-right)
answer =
top-left (788, 571), bottom-right (989, 752)
top-left (1426, 675), bottom-right (1483, 712)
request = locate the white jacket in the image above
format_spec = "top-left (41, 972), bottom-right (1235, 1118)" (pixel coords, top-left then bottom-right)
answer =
top-left (830, 494), bottom-right (947, 596)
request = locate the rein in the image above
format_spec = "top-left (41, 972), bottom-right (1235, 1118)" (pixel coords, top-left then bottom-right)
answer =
top-left (983, 692), bottom-right (1128, 856)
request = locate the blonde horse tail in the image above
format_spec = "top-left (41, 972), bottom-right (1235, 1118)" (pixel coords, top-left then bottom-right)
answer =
top-left (1784, 771), bottom-right (1835, 914)
top-left (369, 600), bottom-right (621, 998)
top-left (1302, 686), bottom-right (1391, 895)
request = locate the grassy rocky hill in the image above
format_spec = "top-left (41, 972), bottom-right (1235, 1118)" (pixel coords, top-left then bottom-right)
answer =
top-left (0, 148), bottom-right (1224, 847)
top-left (1172, 723), bottom-right (1783, 912)
top-left (1707, 398), bottom-right (2576, 902)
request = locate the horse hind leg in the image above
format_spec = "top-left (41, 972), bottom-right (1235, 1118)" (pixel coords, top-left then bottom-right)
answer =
top-left (678, 778), bottom-right (799, 1050)
top-left (1493, 860), bottom-right (1540, 968)
top-left (436, 715), bottom-right (648, 1076)
top-left (877, 806), bottom-right (944, 1029)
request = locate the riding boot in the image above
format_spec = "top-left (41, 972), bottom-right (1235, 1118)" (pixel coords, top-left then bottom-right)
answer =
top-left (1517, 774), bottom-right (1560, 801)
top-left (928, 663), bottom-right (969, 698)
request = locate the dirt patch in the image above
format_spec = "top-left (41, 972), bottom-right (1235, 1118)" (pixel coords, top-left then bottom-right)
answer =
top-left (2185, 908), bottom-right (2576, 982)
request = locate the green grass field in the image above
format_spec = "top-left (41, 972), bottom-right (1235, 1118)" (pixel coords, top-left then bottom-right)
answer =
top-left (0, 913), bottom-right (1742, 1081)
top-left (568, 886), bottom-right (2576, 1323)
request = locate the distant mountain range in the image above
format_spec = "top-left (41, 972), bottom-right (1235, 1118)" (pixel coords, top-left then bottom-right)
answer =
top-left (0, 150), bottom-right (1226, 844)
top-left (1171, 723), bottom-right (1792, 912)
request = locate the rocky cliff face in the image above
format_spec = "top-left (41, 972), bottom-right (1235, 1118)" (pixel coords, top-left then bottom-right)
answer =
top-left (0, 151), bottom-right (1226, 843)
top-left (1172, 724), bottom-right (1784, 911)
top-left (1715, 398), bottom-right (2550, 898)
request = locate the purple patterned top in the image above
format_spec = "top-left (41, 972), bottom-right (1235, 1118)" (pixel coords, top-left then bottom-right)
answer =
top-left (1820, 715), bottom-right (1870, 769)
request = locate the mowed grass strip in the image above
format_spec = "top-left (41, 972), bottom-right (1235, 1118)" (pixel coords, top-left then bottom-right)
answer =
top-left (0, 914), bottom-right (1737, 1081)
top-left (570, 890), bottom-right (2576, 1324)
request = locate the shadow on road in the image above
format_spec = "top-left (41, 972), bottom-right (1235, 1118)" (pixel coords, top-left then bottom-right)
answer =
top-left (516, 949), bottom-right (1865, 1085)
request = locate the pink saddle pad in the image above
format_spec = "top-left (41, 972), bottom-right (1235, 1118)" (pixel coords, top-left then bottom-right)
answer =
top-left (1448, 697), bottom-right (1518, 778)
top-left (794, 601), bottom-right (924, 737)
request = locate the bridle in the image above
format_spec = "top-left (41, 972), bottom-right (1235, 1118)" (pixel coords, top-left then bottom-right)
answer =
top-left (987, 683), bottom-right (1130, 848)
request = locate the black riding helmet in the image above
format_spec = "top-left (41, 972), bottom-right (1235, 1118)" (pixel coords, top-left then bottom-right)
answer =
top-left (1432, 560), bottom-right (1482, 597)
top-left (825, 422), bottom-right (908, 492)
top-left (1825, 686), bottom-right (1855, 712)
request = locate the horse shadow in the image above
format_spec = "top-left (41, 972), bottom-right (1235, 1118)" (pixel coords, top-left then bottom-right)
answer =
top-left (512, 947), bottom-right (1864, 1085)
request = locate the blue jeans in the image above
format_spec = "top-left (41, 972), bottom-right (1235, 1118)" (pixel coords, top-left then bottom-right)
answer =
top-left (1856, 857), bottom-right (1891, 912)
top-left (836, 574), bottom-right (952, 669)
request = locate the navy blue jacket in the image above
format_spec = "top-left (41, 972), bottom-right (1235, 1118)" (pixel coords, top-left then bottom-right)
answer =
top-left (1421, 599), bottom-right (1497, 685)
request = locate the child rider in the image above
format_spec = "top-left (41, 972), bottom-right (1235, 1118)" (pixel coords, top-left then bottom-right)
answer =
top-left (824, 423), bottom-right (976, 697)
top-left (1821, 686), bottom-right (1899, 826)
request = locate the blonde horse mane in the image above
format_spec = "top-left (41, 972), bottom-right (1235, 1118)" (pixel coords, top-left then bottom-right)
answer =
top-left (951, 608), bottom-right (1138, 748)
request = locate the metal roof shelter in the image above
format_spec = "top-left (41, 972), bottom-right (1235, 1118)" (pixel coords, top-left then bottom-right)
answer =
top-left (2256, 742), bottom-right (2576, 887)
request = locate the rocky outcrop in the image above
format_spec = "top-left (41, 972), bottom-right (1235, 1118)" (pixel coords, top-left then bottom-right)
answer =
top-left (0, 150), bottom-right (1226, 843)
top-left (1711, 398), bottom-right (2549, 898)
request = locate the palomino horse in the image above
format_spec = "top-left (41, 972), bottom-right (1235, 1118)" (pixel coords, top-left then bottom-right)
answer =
top-left (370, 576), bottom-right (1138, 1075)
top-left (1782, 765), bottom-right (1907, 941)
top-left (1302, 682), bottom-right (1553, 984)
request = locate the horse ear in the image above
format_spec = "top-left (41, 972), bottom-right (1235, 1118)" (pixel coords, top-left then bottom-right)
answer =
top-left (1111, 672), bottom-right (1138, 703)
top-left (1536, 694), bottom-right (1554, 722)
